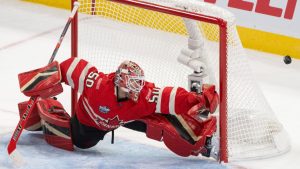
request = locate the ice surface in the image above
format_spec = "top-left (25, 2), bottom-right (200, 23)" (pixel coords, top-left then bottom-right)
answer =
top-left (0, 131), bottom-right (225, 169)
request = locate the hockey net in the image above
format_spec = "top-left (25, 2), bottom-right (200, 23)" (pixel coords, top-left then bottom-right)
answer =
top-left (71, 0), bottom-right (290, 162)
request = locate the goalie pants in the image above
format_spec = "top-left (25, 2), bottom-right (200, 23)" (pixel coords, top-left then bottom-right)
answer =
top-left (71, 115), bottom-right (110, 149)
top-left (70, 114), bottom-right (147, 149)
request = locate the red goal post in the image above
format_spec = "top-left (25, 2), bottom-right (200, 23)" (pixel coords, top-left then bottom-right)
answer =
top-left (70, 0), bottom-right (290, 163)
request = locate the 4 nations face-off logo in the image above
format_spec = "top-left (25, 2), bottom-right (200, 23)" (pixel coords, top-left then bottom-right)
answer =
top-left (99, 106), bottom-right (110, 114)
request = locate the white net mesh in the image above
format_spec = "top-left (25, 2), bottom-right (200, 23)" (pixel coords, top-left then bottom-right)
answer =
top-left (75, 0), bottom-right (290, 161)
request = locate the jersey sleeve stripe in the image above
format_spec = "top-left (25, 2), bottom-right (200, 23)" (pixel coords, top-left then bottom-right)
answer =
top-left (78, 63), bottom-right (92, 94)
top-left (169, 87), bottom-right (178, 115)
top-left (155, 87), bottom-right (164, 113)
top-left (160, 87), bottom-right (172, 114)
top-left (66, 58), bottom-right (80, 89)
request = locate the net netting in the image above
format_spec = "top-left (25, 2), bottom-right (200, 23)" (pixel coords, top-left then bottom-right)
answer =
top-left (75, 0), bottom-right (290, 161)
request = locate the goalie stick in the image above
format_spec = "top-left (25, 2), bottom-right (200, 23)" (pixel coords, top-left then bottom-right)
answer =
top-left (7, 2), bottom-right (80, 161)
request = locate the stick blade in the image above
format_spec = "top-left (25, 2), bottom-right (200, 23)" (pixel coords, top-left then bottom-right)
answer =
top-left (8, 149), bottom-right (24, 167)
top-left (7, 142), bottom-right (16, 155)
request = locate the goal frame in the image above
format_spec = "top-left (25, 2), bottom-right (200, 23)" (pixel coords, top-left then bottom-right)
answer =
top-left (71, 0), bottom-right (229, 162)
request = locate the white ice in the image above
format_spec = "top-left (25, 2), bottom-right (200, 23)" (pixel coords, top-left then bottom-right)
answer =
top-left (0, 0), bottom-right (299, 169)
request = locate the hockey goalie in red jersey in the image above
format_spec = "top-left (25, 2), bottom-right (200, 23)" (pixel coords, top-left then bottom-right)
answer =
top-left (17, 57), bottom-right (219, 160)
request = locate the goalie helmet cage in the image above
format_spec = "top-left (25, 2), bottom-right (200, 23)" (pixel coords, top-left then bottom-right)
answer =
top-left (70, 0), bottom-right (290, 162)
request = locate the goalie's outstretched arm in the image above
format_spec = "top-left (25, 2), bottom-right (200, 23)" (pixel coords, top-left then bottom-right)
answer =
top-left (152, 85), bottom-right (218, 117)
top-left (136, 84), bottom-right (219, 158)
top-left (19, 57), bottom-right (99, 98)
top-left (60, 57), bottom-right (100, 94)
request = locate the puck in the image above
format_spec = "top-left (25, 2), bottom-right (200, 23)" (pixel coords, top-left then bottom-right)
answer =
top-left (284, 55), bottom-right (292, 64)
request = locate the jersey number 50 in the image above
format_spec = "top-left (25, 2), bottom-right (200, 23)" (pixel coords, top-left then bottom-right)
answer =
top-left (86, 72), bottom-right (99, 88)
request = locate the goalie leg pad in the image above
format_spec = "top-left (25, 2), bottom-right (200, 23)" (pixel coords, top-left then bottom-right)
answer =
top-left (139, 114), bottom-right (217, 157)
top-left (18, 101), bottom-right (42, 131)
top-left (37, 98), bottom-right (74, 151)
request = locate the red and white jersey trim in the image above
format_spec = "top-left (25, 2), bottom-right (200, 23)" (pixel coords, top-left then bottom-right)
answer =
top-left (65, 58), bottom-right (92, 94)
top-left (169, 87), bottom-right (178, 116)
top-left (82, 97), bottom-right (108, 124)
top-left (155, 87), bottom-right (163, 114)
top-left (78, 63), bottom-right (92, 94)
top-left (66, 58), bottom-right (79, 89)
top-left (82, 97), bottom-right (124, 130)
top-left (155, 87), bottom-right (178, 115)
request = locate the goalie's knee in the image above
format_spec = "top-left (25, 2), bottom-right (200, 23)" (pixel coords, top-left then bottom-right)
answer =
top-left (37, 98), bottom-right (74, 151)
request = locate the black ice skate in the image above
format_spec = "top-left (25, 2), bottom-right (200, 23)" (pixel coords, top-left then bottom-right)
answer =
top-left (201, 134), bottom-right (220, 161)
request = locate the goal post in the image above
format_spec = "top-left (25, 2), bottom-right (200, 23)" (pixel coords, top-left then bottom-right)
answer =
top-left (71, 1), bottom-right (78, 118)
top-left (70, 0), bottom-right (290, 163)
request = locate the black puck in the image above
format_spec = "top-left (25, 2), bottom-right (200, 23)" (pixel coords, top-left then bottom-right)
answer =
top-left (284, 55), bottom-right (292, 64)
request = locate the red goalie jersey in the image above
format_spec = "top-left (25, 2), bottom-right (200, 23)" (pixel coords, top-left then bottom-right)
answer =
top-left (60, 58), bottom-right (217, 132)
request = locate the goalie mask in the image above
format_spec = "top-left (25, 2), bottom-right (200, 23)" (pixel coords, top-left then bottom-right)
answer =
top-left (115, 60), bottom-right (145, 102)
